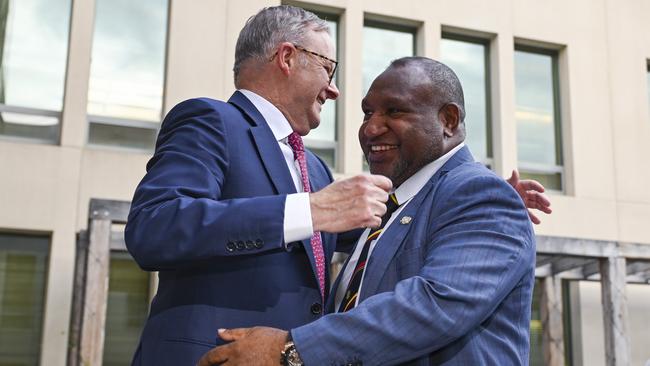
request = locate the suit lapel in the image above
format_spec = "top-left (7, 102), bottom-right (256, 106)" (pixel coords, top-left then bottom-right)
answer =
top-left (228, 92), bottom-right (296, 195)
top-left (359, 146), bottom-right (475, 300)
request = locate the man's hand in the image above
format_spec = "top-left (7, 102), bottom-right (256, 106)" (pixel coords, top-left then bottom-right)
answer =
top-left (506, 170), bottom-right (552, 225)
top-left (311, 174), bottom-right (393, 232)
top-left (197, 327), bottom-right (287, 366)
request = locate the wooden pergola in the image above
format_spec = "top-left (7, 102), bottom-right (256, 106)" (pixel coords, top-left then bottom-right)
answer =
top-left (67, 199), bottom-right (650, 366)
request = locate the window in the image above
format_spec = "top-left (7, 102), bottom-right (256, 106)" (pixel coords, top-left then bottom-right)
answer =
top-left (362, 20), bottom-right (416, 170)
top-left (514, 47), bottom-right (563, 191)
top-left (440, 34), bottom-right (492, 166)
top-left (103, 251), bottom-right (151, 365)
top-left (362, 21), bottom-right (416, 95)
top-left (529, 279), bottom-right (543, 366)
top-left (0, 0), bottom-right (71, 141)
top-left (0, 233), bottom-right (49, 365)
top-left (87, 0), bottom-right (168, 150)
top-left (304, 14), bottom-right (338, 170)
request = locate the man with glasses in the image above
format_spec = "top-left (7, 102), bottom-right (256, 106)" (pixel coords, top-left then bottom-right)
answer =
top-left (126, 6), bottom-right (549, 365)
top-left (125, 6), bottom-right (392, 365)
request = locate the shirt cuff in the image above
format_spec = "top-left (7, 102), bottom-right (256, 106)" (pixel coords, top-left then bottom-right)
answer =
top-left (284, 192), bottom-right (314, 246)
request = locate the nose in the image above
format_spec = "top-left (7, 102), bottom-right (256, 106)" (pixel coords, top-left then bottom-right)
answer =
top-left (361, 114), bottom-right (388, 139)
top-left (326, 82), bottom-right (340, 100)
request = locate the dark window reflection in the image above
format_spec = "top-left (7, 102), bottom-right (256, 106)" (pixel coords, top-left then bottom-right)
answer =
top-left (103, 251), bottom-right (150, 366)
top-left (0, 233), bottom-right (49, 365)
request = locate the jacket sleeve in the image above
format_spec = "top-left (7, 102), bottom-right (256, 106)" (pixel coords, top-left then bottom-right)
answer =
top-left (291, 171), bottom-right (536, 365)
top-left (125, 98), bottom-right (287, 271)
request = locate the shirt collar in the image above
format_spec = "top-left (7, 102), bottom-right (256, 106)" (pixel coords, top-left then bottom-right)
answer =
top-left (393, 142), bottom-right (467, 205)
top-left (239, 89), bottom-right (293, 141)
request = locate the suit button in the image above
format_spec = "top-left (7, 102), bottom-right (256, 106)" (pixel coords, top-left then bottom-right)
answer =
top-left (225, 241), bottom-right (236, 252)
top-left (310, 302), bottom-right (322, 315)
top-left (236, 241), bottom-right (245, 250)
top-left (245, 240), bottom-right (255, 250)
top-left (254, 239), bottom-right (264, 249)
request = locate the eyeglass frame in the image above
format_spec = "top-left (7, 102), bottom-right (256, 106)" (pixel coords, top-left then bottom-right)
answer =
top-left (270, 43), bottom-right (338, 84)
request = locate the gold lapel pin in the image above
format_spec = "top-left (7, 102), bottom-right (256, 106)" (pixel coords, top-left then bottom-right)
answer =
top-left (400, 216), bottom-right (412, 225)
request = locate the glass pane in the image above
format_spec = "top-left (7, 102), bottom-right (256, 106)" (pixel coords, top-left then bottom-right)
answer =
top-left (362, 23), bottom-right (415, 170)
top-left (305, 18), bottom-right (337, 170)
top-left (362, 25), bottom-right (415, 95)
top-left (87, 0), bottom-right (167, 122)
top-left (515, 50), bottom-right (559, 166)
top-left (0, 233), bottom-right (49, 365)
top-left (88, 122), bottom-right (158, 150)
top-left (103, 252), bottom-right (150, 366)
top-left (308, 20), bottom-right (336, 143)
top-left (529, 279), bottom-right (543, 366)
top-left (440, 37), bottom-right (490, 162)
top-left (0, 0), bottom-right (71, 140)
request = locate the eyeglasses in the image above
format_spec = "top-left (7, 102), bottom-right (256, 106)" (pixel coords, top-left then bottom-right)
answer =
top-left (270, 44), bottom-right (338, 84)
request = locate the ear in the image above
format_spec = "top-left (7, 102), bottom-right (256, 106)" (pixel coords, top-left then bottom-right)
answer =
top-left (274, 42), bottom-right (298, 77)
top-left (438, 103), bottom-right (461, 138)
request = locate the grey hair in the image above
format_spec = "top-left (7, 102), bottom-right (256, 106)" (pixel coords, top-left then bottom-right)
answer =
top-left (389, 56), bottom-right (466, 122)
top-left (233, 5), bottom-right (329, 85)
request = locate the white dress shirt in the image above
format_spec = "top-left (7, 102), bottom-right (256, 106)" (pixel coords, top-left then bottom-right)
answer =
top-left (239, 89), bottom-right (313, 244)
top-left (335, 142), bottom-right (467, 310)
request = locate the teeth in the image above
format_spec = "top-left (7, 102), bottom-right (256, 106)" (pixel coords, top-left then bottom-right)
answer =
top-left (371, 145), bottom-right (396, 152)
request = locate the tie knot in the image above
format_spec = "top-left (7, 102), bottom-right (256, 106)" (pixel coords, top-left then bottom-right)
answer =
top-left (287, 132), bottom-right (304, 153)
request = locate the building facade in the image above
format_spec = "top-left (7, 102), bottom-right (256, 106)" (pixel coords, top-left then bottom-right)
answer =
top-left (0, 0), bottom-right (649, 364)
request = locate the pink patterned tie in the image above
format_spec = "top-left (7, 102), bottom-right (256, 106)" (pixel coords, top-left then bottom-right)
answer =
top-left (288, 132), bottom-right (326, 301)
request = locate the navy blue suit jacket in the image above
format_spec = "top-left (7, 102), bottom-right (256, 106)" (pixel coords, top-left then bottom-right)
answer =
top-left (125, 92), bottom-right (336, 365)
top-left (292, 147), bottom-right (536, 365)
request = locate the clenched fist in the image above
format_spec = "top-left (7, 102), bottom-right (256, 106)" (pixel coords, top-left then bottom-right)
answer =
top-left (310, 174), bottom-right (393, 233)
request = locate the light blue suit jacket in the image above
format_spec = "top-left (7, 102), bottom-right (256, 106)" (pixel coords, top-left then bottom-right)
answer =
top-left (292, 146), bottom-right (536, 365)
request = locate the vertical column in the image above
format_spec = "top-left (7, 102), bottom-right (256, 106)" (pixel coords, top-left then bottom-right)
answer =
top-left (600, 256), bottom-right (631, 366)
top-left (489, 33), bottom-right (517, 177)
top-left (79, 213), bottom-right (111, 366)
top-left (338, 2), bottom-right (363, 175)
top-left (540, 276), bottom-right (565, 366)
top-left (60, 0), bottom-right (95, 147)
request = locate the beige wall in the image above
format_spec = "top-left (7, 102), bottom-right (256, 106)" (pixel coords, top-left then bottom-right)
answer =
top-left (0, 0), bottom-right (649, 364)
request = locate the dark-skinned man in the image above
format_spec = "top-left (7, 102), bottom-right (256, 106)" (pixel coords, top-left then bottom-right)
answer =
top-left (198, 57), bottom-right (543, 366)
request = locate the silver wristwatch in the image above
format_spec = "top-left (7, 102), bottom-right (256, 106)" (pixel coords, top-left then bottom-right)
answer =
top-left (281, 340), bottom-right (304, 366)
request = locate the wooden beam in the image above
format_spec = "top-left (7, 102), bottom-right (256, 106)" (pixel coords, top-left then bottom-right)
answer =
top-left (540, 276), bottom-right (565, 366)
top-left (79, 218), bottom-right (111, 366)
top-left (600, 257), bottom-right (631, 366)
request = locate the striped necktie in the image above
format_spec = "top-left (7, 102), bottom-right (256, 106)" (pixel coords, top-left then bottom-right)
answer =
top-left (287, 132), bottom-right (326, 301)
top-left (338, 193), bottom-right (400, 312)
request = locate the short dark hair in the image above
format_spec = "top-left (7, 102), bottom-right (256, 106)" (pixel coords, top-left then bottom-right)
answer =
top-left (389, 56), bottom-right (466, 122)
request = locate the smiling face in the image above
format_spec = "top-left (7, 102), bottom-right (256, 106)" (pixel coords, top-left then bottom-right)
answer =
top-left (359, 66), bottom-right (446, 187)
top-left (282, 30), bottom-right (340, 135)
